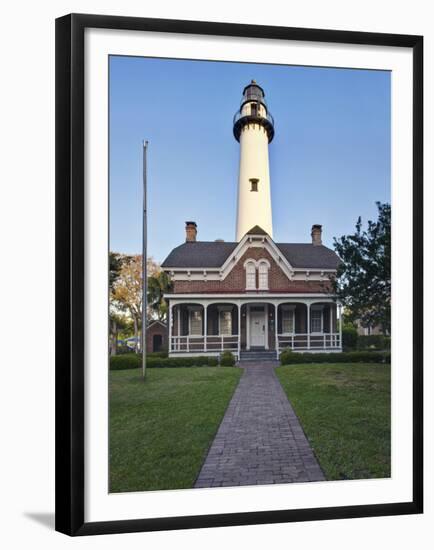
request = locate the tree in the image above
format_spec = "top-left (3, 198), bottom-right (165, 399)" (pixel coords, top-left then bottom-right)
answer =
top-left (333, 202), bottom-right (391, 333)
top-left (147, 270), bottom-right (172, 321)
top-left (109, 253), bottom-right (171, 352)
top-left (109, 252), bottom-right (130, 354)
top-left (109, 312), bottom-right (131, 355)
top-left (109, 252), bottom-right (126, 287)
top-left (111, 255), bottom-right (143, 352)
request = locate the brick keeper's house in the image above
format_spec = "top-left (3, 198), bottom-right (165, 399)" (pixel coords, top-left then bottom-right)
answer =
top-left (161, 81), bottom-right (342, 361)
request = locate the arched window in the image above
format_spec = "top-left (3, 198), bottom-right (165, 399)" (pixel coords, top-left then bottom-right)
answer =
top-left (258, 261), bottom-right (270, 290)
top-left (245, 261), bottom-right (256, 290)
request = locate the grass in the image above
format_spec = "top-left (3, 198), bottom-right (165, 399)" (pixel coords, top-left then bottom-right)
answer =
top-left (109, 366), bottom-right (242, 492)
top-left (276, 363), bottom-right (390, 481)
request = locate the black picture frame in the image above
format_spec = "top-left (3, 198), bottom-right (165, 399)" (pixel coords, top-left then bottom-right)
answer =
top-left (55, 13), bottom-right (423, 536)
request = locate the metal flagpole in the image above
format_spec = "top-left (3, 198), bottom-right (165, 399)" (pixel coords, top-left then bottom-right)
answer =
top-left (142, 140), bottom-right (148, 379)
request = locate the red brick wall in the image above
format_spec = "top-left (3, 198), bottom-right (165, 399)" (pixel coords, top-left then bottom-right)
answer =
top-left (171, 247), bottom-right (333, 294)
top-left (146, 322), bottom-right (168, 352)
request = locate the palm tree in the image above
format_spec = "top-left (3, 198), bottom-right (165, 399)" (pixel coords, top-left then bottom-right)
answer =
top-left (147, 271), bottom-right (172, 321)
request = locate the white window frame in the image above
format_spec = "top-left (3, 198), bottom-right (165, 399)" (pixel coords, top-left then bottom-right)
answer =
top-left (310, 305), bottom-right (324, 334)
top-left (188, 306), bottom-right (203, 336)
top-left (218, 306), bottom-right (233, 336)
top-left (258, 260), bottom-right (270, 290)
top-left (281, 305), bottom-right (295, 335)
top-left (244, 260), bottom-right (257, 290)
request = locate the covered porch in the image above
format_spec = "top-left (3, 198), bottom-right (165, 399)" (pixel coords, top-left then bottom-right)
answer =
top-left (167, 297), bottom-right (342, 359)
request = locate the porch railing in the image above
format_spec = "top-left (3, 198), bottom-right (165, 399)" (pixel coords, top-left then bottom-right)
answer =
top-left (171, 335), bottom-right (239, 354)
top-left (277, 333), bottom-right (341, 353)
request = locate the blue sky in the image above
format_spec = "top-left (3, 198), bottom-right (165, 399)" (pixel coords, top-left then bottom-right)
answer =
top-left (109, 56), bottom-right (390, 263)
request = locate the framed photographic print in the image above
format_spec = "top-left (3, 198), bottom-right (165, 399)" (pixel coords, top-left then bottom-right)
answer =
top-left (55, 13), bottom-right (423, 536)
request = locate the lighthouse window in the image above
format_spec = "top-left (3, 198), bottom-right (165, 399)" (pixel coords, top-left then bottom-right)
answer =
top-left (250, 178), bottom-right (259, 192)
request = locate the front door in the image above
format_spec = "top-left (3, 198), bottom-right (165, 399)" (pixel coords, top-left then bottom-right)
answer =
top-left (249, 309), bottom-right (266, 348)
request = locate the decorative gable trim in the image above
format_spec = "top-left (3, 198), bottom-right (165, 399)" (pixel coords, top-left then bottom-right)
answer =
top-left (220, 232), bottom-right (294, 281)
top-left (162, 233), bottom-right (338, 282)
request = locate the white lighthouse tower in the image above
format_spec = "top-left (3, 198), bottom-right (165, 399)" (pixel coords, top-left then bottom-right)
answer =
top-left (233, 80), bottom-right (275, 241)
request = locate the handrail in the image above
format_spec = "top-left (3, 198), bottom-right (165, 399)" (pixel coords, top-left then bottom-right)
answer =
top-left (233, 110), bottom-right (274, 127)
top-left (170, 334), bottom-right (239, 353)
top-left (277, 332), bottom-right (341, 352)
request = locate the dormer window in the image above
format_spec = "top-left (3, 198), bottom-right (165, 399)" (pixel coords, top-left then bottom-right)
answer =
top-left (250, 178), bottom-right (259, 192)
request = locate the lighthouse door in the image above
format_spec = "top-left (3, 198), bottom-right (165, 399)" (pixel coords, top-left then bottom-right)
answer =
top-left (249, 309), bottom-right (266, 348)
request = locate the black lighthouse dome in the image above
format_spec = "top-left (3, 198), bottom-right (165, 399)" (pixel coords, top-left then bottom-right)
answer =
top-left (233, 80), bottom-right (275, 143)
top-left (241, 80), bottom-right (267, 108)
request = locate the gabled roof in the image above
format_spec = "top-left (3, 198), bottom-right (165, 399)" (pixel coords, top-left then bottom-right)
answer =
top-left (161, 241), bottom-right (238, 268)
top-left (148, 320), bottom-right (167, 328)
top-left (161, 239), bottom-right (340, 270)
top-left (276, 243), bottom-right (340, 269)
top-left (246, 225), bottom-right (268, 235)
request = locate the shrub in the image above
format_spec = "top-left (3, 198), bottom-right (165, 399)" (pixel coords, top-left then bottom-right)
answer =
top-left (110, 354), bottom-right (219, 370)
top-left (280, 350), bottom-right (390, 366)
top-left (358, 335), bottom-right (391, 351)
top-left (147, 356), bottom-right (219, 368)
top-left (342, 326), bottom-right (358, 351)
top-left (279, 349), bottom-right (298, 365)
top-left (116, 344), bottom-right (134, 355)
top-left (146, 351), bottom-right (169, 358)
top-left (220, 351), bottom-right (236, 367)
top-left (110, 354), bottom-right (141, 370)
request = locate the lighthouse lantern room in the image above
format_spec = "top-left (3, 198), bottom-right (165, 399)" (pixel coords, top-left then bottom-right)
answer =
top-left (233, 80), bottom-right (275, 241)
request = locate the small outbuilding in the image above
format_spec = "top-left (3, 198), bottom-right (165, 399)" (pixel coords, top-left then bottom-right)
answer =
top-left (146, 320), bottom-right (168, 353)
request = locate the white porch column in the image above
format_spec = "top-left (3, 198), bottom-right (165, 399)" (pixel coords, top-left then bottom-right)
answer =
top-left (307, 302), bottom-right (311, 350)
top-left (264, 304), bottom-right (269, 350)
top-left (246, 305), bottom-right (250, 351)
top-left (177, 305), bottom-right (181, 350)
top-left (204, 303), bottom-right (208, 352)
top-left (238, 302), bottom-right (241, 360)
top-left (177, 306), bottom-right (181, 335)
top-left (338, 303), bottom-right (343, 349)
top-left (168, 302), bottom-right (173, 353)
top-left (329, 304), bottom-right (333, 348)
top-left (274, 302), bottom-right (279, 357)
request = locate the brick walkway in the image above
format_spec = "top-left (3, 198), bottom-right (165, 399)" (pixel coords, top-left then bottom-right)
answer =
top-left (194, 363), bottom-right (325, 488)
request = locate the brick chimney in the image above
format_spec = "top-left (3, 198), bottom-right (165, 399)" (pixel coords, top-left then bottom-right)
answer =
top-left (185, 221), bottom-right (197, 242)
top-left (311, 224), bottom-right (322, 246)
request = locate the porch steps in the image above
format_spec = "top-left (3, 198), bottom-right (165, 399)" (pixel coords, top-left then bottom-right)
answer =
top-left (239, 350), bottom-right (278, 363)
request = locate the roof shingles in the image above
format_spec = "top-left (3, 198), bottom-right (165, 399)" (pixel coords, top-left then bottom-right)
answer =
top-left (161, 240), bottom-right (340, 270)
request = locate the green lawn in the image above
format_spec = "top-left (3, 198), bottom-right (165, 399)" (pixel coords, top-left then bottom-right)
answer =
top-left (276, 363), bottom-right (390, 481)
top-left (109, 367), bottom-right (242, 492)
